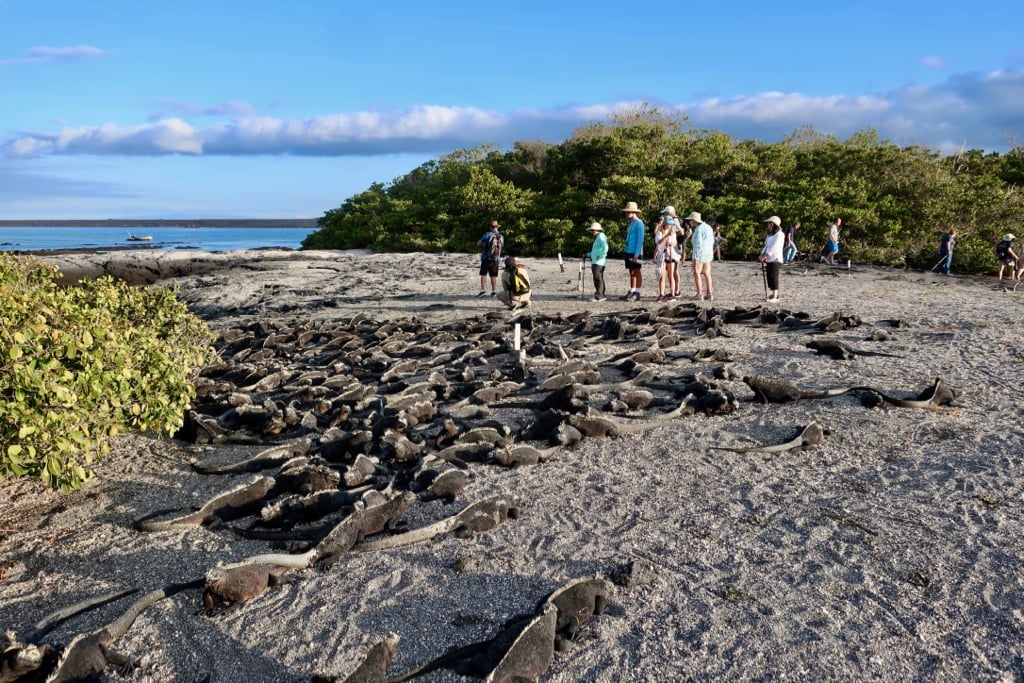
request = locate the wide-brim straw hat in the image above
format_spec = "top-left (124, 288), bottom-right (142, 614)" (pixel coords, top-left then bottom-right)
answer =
top-left (1003, 233), bottom-right (1016, 241)
top-left (764, 215), bottom-right (782, 227)
top-left (586, 222), bottom-right (604, 232)
top-left (684, 212), bottom-right (702, 223)
top-left (621, 201), bottom-right (640, 213)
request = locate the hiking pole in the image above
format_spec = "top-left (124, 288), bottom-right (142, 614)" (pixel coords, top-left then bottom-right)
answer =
top-left (577, 254), bottom-right (586, 300)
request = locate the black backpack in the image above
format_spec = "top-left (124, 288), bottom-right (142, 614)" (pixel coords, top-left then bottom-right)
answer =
top-left (995, 240), bottom-right (1011, 258)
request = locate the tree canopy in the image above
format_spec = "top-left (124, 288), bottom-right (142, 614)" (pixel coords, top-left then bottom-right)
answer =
top-left (303, 107), bottom-right (1024, 273)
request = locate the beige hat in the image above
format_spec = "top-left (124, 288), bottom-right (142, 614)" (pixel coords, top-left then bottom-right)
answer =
top-left (684, 211), bottom-right (702, 223)
top-left (621, 201), bottom-right (640, 213)
top-left (764, 215), bottom-right (782, 227)
top-left (1003, 233), bottom-right (1016, 241)
top-left (660, 205), bottom-right (676, 216)
top-left (586, 222), bottom-right (603, 232)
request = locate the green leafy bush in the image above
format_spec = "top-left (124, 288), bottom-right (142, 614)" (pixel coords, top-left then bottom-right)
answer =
top-left (0, 254), bottom-right (213, 490)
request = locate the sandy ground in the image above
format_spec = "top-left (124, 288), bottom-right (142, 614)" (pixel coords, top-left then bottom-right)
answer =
top-left (1, 249), bottom-right (1023, 682)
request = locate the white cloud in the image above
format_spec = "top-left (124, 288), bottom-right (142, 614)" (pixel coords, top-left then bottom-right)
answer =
top-left (0, 44), bottom-right (107, 67)
top-left (5, 69), bottom-right (1024, 159)
top-left (921, 56), bottom-right (946, 69)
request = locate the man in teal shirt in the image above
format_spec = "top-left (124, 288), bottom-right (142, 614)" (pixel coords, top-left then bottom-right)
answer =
top-left (587, 222), bottom-right (608, 301)
top-left (622, 201), bottom-right (645, 301)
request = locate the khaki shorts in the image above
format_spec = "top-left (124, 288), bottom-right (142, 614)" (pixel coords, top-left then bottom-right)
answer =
top-left (692, 259), bottom-right (712, 274)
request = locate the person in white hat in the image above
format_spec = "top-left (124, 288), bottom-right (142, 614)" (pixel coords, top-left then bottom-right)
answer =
top-left (996, 233), bottom-right (1018, 281)
top-left (758, 216), bottom-right (785, 301)
top-left (659, 205), bottom-right (687, 296)
top-left (653, 211), bottom-right (680, 301)
top-left (586, 222), bottom-right (608, 301)
top-left (621, 201), bottom-right (645, 301)
top-left (685, 211), bottom-right (715, 301)
top-left (825, 217), bottom-right (842, 265)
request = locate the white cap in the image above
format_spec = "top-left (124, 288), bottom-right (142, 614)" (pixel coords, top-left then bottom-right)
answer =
top-left (660, 206), bottom-right (676, 216)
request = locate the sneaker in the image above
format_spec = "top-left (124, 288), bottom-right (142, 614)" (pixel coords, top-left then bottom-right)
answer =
top-left (620, 293), bottom-right (632, 301)
top-left (655, 294), bottom-right (665, 302)
top-left (629, 291), bottom-right (641, 302)
top-left (588, 296), bottom-right (601, 302)
top-left (595, 296), bottom-right (607, 302)
top-left (705, 294), bottom-right (714, 301)
top-left (490, 291), bottom-right (497, 297)
top-left (476, 290), bottom-right (487, 297)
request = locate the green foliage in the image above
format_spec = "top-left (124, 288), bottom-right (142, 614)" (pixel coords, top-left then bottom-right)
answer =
top-left (304, 110), bottom-right (1024, 274)
top-left (0, 255), bottom-right (213, 490)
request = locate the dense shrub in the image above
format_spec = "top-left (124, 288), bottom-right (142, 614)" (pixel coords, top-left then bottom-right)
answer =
top-left (0, 254), bottom-right (213, 490)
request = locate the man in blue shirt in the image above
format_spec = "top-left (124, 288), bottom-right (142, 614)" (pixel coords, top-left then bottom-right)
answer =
top-left (622, 201), bottom-right (645, 301)
top-left (475, 220), bottom-right (503, 296)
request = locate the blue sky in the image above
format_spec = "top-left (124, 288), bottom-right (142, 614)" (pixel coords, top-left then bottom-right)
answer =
top-left (1, 1), bottom-right (1023, 220)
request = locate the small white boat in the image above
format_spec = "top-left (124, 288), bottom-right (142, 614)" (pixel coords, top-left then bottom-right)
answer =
top-left (127, 233), bottom-right (153, 242)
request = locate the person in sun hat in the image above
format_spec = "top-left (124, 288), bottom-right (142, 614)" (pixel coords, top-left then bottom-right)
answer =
top-left (758, 215), bottom-right (786, 301)
top-left (652, 212), bottom-right (679, 301)
top-left (586, 222), bottom-right (608, 302)
top-left (685, 211), bottom-right (715, 301)
top-left (497, 255), bottom-right (531, 310)
top-left (621, 201), bottom-right (645, 301)
top-left (995, 233), bottom-right (1018, 281)
top-left (659, 205), bottom-right (687, 296)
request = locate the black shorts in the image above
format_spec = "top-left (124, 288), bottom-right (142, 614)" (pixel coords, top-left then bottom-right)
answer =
top-left (625, 257), bottom-right (643, 271)
top-left (479, 260), bottom-right (499, 277)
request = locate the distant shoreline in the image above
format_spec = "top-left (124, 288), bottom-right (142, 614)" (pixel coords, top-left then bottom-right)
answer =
top-left (0, 218), bottom-right (319, 228)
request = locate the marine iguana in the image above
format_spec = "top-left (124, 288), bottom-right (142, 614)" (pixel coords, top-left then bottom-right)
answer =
top-left (490, 442), bottom-right (563, 468)
top-left (742, 375), bottom-right (856, 404)
top-left (352, 493), bottom-right (519, 552)
top-left (192, 439), bottom-right (311, 474)
top-left (132, 475), bottom-right (276, 532)
top-left (805, 338), bottom-right (903, 360)
top-left (43, 579), bottom-right (203, 682)
top-left (541, 575), bottom-right (614, 649)
top-left (311, 632), bottom-right (400, 683)
top-left (388, 603), bottom-right (556, 683)
top-left (851, 376), bottom-right (957, 411)
top-left (712, 421), bottom-right (829, 454)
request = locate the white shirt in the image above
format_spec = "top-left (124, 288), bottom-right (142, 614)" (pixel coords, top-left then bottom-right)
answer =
top-left (762, 231), bottom-right (785, 263)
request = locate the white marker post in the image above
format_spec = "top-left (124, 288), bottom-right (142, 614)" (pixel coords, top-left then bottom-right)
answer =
top-left (513, 323), bottom-right (521, 351)
top-left (847, 259), bottom-right (851, 277)
top-left (557, 253), bottom-right (564, 272)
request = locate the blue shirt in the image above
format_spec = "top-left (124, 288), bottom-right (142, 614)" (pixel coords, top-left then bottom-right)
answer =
top-left (625, 217), bottom-right (645, 258)
top-left (691, 221), bottom-right (714, 263)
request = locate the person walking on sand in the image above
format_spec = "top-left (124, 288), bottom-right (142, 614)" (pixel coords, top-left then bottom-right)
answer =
top-left (685, 211), bottom-right (715, 301)
top-left (825, 218), bottom-right (841, 265)
top-left (996, 233), bottom-right (1018, 280)
top-left (586, 222), bottom-right (608, 302)
top-left (497, 256), bottom-right (531, 310)
top-left (713, 222), bottom-right (726, 261)
top-left (759, 216), bottom-right (785, 301)
top-left (934, 229), bottom-right (956, 275)
top-left (653, 213), bottom-right (679, 301)
top-left (476, 220), bottom-right (504, 297)
top-left (783, 220), bottom-right (799, 263)
top-left (622, 201), bottom-right (645, 301)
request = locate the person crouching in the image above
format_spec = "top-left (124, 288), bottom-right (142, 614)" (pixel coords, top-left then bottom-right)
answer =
top-left (498, 256), bottom-right (532, 310)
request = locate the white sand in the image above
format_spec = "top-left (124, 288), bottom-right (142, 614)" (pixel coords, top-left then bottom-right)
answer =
top-left (1, 251), bottom-right (1022, 682)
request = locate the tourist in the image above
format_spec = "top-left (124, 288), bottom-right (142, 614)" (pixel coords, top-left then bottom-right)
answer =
top-left (498, 256), bottom-right (531, 310)
top-left (653, 213), bottom-right (679, 301)
top-left (685, 211), bottom-right (715, 301)
top-left (935, 229), bottom-right (956, 275)
top-left (476, 219), bottom-right (503, 297)
top-left (713, 222), bottom-right (727, 261)
top-left (783, 220), bottom-right (799, 263)
top-left (996, 233), bottom-right (1018, 281)
top-left (586, 222), bottom-right (608, 302)
top-left (622, 201), bottom-right (645, 301)
top-left (662, 206), bottom-right (686, 295)
top-left (825, 218), bottom-right (841, 265)
top-left (759, 216), bottom-right (785, 301)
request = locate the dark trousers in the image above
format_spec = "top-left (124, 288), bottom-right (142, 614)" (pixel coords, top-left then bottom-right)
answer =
top-left (591, 263), bottom-right (605, 299)
top-left (766, 261), bottom-right (781, 290)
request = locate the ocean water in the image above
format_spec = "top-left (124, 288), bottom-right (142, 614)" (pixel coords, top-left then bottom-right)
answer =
top-left (0, 226), bottom-right (318, 253)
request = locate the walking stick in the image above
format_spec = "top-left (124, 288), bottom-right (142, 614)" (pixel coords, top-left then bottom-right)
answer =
top-left (760, 260), bottom-right (768, 300)
top-left (577, 254), bottom-right (585, 300)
